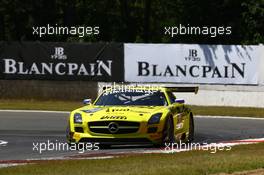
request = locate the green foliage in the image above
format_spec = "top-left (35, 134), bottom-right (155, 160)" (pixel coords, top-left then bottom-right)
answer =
top-left (0, 0), bottom-right (262, 44)
top-left (241, 0), bottom-right (264, 44)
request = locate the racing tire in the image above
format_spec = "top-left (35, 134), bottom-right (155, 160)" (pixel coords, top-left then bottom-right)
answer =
top-left (187, 114), bottom-right (194, 143)
top-left (161, 116), bottom-right (175, 146)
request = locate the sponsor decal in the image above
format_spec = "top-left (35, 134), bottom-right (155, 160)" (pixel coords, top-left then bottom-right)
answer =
top-left (100, 116), bottom-right (127, 120)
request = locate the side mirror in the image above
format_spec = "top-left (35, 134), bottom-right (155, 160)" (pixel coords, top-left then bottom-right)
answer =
top-left (83, 99), bottom-right (92, 105)
top-left (175, 99), bottom-right (185, 104)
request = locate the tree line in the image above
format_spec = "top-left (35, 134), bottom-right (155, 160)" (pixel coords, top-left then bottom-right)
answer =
top-left (0, 0), bottom-right (263, 44)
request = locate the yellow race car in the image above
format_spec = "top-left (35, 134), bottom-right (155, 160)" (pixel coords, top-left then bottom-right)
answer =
top-left (66, 86), bottom-right (198, 147)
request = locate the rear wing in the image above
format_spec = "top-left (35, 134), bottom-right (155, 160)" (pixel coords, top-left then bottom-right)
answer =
top-left (165, 87), bottom-right (199, 94)
top-left (101, 85), bottom-right (198, 94)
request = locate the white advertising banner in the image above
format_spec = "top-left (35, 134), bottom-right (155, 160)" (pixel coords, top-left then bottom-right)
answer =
top-left (124, 44), bottom-right (262, 84)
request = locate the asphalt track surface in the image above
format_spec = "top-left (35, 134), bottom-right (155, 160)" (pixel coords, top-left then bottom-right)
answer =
top-left (0, 110), bottom-right (264, 160)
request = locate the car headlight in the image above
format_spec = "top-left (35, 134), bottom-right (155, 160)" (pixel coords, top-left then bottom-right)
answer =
top-left (74, 113), bottom-right (82, 124)
top-left (148, 113), bottom-right (162, 124)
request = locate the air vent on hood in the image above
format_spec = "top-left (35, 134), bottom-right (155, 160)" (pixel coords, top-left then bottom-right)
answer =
top-left (111, 108), bottom-right (130, 112)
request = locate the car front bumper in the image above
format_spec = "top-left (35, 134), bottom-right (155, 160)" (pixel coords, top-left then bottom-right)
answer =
top-left (67, 125), bottom-right (164, 145)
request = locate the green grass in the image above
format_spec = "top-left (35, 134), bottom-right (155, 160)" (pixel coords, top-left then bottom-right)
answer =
top-left (0, 99), bottom-right (264, 117)
top-left (191, 105), bottom-right (264, 118)
top-left (0, 143), bottom-right (264, 175)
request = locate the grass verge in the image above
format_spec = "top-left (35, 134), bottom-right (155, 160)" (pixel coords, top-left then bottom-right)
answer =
top-left (191, 105), bottom-right (264, 118)
top-left (0, 100), bottom-right (82, 111)
top-left (0, 99), bottom-right (264, 117)
top-left (0, 143), bottom-right (264, 175)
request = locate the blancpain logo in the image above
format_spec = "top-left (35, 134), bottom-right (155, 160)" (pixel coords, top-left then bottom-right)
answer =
top-left (2, 47), bottom-right (112, 76)
top-left (51, 47), bottom-right (67, 60)
top-left (137, 61), bottom-right (246, 78)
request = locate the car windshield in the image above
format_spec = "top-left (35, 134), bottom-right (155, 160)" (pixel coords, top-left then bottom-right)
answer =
top-left (95, 91), bottom-right (167, 106)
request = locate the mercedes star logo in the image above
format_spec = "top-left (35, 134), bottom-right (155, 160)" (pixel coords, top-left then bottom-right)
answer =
top-left (108, 122), bottom-right (119, 133)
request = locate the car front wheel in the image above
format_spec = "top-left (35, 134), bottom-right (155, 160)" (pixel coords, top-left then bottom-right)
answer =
top-left (187, 114), bottom-right (194, 142)
top-left (161, 116), bottom-right (175, 146)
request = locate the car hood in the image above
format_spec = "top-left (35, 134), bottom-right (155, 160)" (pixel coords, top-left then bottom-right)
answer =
top-left (74, 105), bottom-right (168, 121)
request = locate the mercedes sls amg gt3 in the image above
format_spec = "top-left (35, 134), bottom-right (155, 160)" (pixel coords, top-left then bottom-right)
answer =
top-left (66, 86), bottom-right (198, 147)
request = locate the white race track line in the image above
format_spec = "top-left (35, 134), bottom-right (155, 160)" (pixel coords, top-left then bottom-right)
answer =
top-left (0, 109), bottom-right (264, 120)
top-left (0, 163), bottom-right (27, 168)
top-left (0, 140), bottom-right (8, 146)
